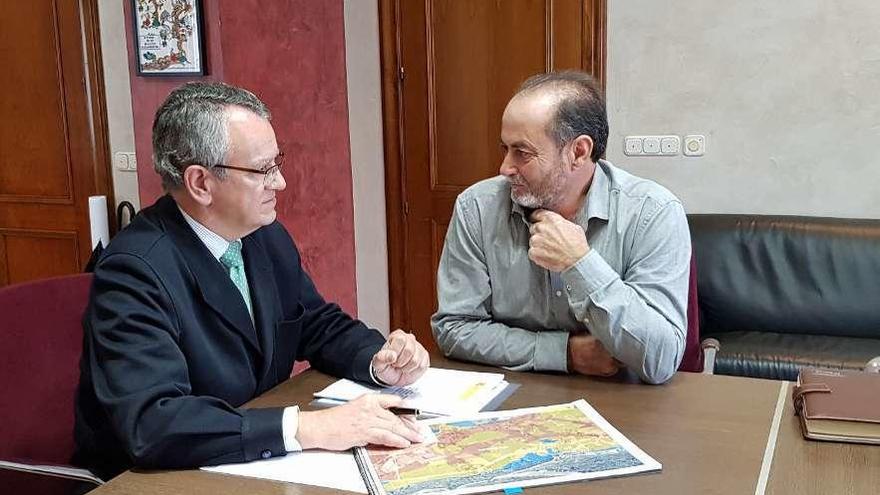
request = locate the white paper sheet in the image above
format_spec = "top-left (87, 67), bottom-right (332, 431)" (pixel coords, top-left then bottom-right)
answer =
top-left (202, 450), bottom-right (367, 493)
top-left (314, 367), bottom-right (507, 416)
top-left (0, 460), bottom-right (104, 485)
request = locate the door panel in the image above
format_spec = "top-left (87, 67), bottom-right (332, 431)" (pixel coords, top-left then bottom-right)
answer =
top-left (0, 0), bottom-right (110, 285)
top-left (428, 0), bottom-right (547, 188)
top-left (386, 0), bottom-right (606, 348)
top-left (0, 1), bottom-right (71, 199)
top-left (2, 231), bottom-right (80, 283)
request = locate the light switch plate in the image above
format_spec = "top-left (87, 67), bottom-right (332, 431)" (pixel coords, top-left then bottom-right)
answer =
top-left (683, 135), bottom-right (706, 156)
top-left (125, 152), bottom-right (137, 170)
top-left (114, 152), bottom-right (128, 171)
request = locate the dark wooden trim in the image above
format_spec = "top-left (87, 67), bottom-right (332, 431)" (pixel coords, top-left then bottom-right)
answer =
top-left (80, 0), bottom-right (116, 234)
top-left (379, 0), bottom-right (408, 331)
top-left (587, 0), bottom-right (607, 90)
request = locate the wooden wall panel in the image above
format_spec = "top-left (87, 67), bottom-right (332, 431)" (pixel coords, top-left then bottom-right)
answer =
top-left (2, 231), bottom-right (79, 285)
top-left (0, 0), bottom-right (111, 287)
top-left (0, 0), bottom-right (71, 200)
top-left (429, 0), bottom-right (548, 189)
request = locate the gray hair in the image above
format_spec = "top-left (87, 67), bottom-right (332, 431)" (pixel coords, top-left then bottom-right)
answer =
top-left (515, 70), bottom-right (608, 162)
top-left (152, 81), bottom-right (271, 190)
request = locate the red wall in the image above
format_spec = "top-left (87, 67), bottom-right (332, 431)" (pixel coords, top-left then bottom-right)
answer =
top-left (124, 0), bottom-right (358, 314)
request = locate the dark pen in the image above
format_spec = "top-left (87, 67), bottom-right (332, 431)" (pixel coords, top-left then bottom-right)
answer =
top-left (388, 406), bottom-right (421, 416)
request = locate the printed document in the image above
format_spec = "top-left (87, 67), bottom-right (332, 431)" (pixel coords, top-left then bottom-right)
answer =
top-left (354, 399), bottom-right (662, 495)
top-left (314, 367), bottom-right (508, 416)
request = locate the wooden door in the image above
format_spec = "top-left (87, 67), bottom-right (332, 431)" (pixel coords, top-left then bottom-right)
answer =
top-left (0, 0), bottom-right (111, 286)
top-left (381, 0), bottom-right (606, 348)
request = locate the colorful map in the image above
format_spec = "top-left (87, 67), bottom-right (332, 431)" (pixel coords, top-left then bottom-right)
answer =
top-left (356, 400), bottom-right (661, 495)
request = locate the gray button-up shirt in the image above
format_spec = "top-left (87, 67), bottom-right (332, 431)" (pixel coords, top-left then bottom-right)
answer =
top-left (431, 160), bottom-right (691, 384)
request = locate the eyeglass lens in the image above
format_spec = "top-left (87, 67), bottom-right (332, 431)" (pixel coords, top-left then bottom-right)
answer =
top-left (264, 152), bottom-right (284, 184)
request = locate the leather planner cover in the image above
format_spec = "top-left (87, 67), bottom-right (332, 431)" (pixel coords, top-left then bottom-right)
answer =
top-left (792, 368), bottom-right (880, 445)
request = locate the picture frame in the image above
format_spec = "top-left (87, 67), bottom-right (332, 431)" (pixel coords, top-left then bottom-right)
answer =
top-left (131, 0), bottom-right (206, 76)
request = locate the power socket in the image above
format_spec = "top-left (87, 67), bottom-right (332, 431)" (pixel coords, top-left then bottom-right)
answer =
top-left (660, 136), bottom-right (680, 154)
top-left (642, 137), bottom-right (661, 154)
top-left (113, 151), bottom-right (138, 172)
top-left (623, 135), bottom-right (680, 156)
top-left (624, 137), bottom-right (643, 155)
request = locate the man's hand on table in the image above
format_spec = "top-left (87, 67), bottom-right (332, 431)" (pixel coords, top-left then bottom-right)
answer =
top-left (296, 394), bottom-right (423, 450)
top-left (568, 334), bottom-right (622, 377)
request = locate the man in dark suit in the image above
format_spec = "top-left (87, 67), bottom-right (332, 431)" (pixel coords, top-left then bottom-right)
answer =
top-left (74, 82), bottom-right (429, 481)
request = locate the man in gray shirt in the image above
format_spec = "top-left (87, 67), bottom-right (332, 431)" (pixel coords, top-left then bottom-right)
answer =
top-left (431, 71), bottom-right (690, 384)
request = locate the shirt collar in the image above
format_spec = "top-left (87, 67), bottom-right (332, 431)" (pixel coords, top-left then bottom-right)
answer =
top-left (577, 159), bottom-right (611, 224)
top-left (509, 159), bottom-right (612, 225)
top-left (510, 196), bottom-right (532, 226)
top-left (177, 205), bottom-right (234, 260)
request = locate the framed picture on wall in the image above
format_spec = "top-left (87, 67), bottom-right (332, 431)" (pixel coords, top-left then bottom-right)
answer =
top-left (131, 0), bottom-right (206, 76)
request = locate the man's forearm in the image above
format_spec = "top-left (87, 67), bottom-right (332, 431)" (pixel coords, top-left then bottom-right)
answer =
top-left (583, 290), bottom-right (685, 384)
top-left (562, 250), bottom-right (687, 384)
top-left (431, 316), bottom-right (569, 372)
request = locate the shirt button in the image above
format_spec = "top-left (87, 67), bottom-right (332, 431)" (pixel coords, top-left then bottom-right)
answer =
top-left (261, 449), bottom-right (272, 459)
top-left (555, 290), bottom-right (562, 297)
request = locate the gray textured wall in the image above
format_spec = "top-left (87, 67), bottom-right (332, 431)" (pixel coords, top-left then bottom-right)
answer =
top-left (97, 0), bottom-right (139, 214)
top-left (344, 0), bottom-right (390, 333)
top-left (606, 1), bottom-right (880, 218)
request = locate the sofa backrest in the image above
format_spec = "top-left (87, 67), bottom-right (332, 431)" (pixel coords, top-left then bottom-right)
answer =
top-left (688, 214), bottom-right (880, 339)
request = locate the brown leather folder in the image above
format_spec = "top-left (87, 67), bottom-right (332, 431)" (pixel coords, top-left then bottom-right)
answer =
top-left (792, 368), bottom-right (880, 445)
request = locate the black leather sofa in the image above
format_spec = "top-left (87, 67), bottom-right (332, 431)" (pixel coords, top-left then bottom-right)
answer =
top-left (689, 214), bottom-right (880, 381)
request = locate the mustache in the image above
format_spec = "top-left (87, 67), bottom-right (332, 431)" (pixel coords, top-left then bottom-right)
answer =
top-left (507, 177), bottom-right (526, 186)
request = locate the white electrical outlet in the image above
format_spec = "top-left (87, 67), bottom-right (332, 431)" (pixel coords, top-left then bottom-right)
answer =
top-left (623, 135), bottom-right (680, 156)
top-left (660, 136), bottom-right (680, 154)
top-left (125, 152), bottom-right (137, 170)
top-left (114, 152), bottom-right (128, 171)
top-left (683, 135), bottom-right (706, 156)
top-left (624, 137), bottom-right (643, 155)
top-left (114, 151), bottom-right (138, 172)
top-left (642, 137), bottom-right (661, 154)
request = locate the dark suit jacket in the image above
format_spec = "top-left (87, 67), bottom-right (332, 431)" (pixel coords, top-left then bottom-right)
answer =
top-left (73, 195), bottom-right (385, 480)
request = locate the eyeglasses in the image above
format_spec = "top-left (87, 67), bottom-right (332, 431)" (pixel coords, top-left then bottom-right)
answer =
top-left (214, 151), bottom-right (285, 186)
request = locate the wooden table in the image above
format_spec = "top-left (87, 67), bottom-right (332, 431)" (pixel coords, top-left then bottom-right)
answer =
top-left (92, 357), bottom-right (880, 494)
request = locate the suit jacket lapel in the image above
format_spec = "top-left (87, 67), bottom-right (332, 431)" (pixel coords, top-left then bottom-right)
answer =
top-left (157, 196), bottom-right (261, 354)
top-left (242, 234), bottom-right (280, 389)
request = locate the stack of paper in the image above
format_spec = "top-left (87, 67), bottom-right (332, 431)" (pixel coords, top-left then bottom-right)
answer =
top-left (314, 367), bottom-right (508, 416)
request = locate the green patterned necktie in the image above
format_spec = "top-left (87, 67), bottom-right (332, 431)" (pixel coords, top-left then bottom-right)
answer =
top-left (219, 240), bottom-right (253, 319)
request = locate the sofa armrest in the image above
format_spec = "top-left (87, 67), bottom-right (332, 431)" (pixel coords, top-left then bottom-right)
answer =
top-left (701, 338), bottom-right (721, 375)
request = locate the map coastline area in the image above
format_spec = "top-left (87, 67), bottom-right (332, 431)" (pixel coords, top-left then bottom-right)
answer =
top-left (354, 400), bottom-right (661, 495)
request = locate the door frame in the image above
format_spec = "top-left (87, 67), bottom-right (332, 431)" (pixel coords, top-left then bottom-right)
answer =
top-left (379, 0), bottom-right (606, 332)
top-left (81, 0), bottom-right (116, 234)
